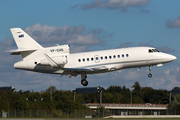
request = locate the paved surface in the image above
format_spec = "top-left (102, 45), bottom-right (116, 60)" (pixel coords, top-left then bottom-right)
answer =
top-left (0, 115), bottom-right (180, 120)
top-left (0, 117), bottom-right (180, 120)
top-left (105, 115), bottom-right (180, 118)
top-left (0, 119), bottom-right (177, 120)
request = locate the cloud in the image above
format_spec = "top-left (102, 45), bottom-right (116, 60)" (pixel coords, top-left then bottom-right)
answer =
top-left (138, 42), bottom-right (153, 47)
top-left (119, 67), bottom-right (180, 90)
top-left (157, 46), bottom-right (175, 53)
top-left (72, 0), bottom-right (151, 10)
top-left (118, 42), bottom-right (133, 48)
top-left (0, 38), bottom-right (21, 69)
top-left (0, 37), bottom-right (16, 52)
top-left (89, 28), bottom-right (114, 38)
top-left (70, 45), bottom-right (88, 53)
top-left (120, 69), bottom-right (142, 81)
top-left (166, 16), bottom-right (180, 28)
top-left (25, 23), bottom-right (103, 45)
top-left (162, 68), bottom-right (180, 89)
top-left (89, 28), bottom-right (105, 36)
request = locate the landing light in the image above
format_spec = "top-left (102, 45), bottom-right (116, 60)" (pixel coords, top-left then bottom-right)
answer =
top-left (157, 64), bottom-right (163, 67)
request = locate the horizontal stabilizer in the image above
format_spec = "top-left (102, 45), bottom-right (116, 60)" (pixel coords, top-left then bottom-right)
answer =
top-left (6, 48), bottom-right (38, 55)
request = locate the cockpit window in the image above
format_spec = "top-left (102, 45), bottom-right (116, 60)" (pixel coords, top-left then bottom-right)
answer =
top-left (155, 49), bottom-right (160, 52)
top-left (152, 49), bottom-right (156, 52)
top-left (149, 49), bottom-right (160, 53)
top-left (149, 49), bottom-right (153, 53)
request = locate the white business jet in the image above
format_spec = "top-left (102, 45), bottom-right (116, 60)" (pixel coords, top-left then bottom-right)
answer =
top-left (7, 28), bottom-right (176, 86)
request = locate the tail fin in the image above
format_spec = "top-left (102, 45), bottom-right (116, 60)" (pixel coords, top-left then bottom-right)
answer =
top-left (10, 28), bottom-right (43, 49)
top-left (8, 28), bottom-right (43, 60)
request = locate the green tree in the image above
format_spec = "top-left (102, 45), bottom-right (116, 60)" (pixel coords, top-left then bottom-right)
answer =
top-left (0, 93), bottom-right (9, 111)
top-left (46, 85), bottom-right (57, 93)
top-left (173, 87), bottom-right (180, 89)
top-left (132, 81), bottom-right (142, 96)
top-left (16, 99), bottom-right (28, 110)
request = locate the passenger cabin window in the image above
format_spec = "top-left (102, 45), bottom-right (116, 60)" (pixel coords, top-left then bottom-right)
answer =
top-left (78, 53), bottom-right (130, 62)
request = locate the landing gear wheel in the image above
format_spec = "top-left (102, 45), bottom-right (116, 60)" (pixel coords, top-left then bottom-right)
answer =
top-left (148, 66), bottom-right (152, 78)
top-left (81, 79), bottom-right (88, 86)
top-left (148, 73), bottom-right (152, 78)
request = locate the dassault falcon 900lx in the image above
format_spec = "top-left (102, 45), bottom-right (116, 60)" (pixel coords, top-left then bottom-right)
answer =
top-left (7, 28), bottom-right (177, 86)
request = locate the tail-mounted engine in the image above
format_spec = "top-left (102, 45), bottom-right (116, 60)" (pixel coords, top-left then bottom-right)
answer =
top-left (40, 55), bottom-right (68, 67)
top-left (39, 45), bottom-right (70, 68)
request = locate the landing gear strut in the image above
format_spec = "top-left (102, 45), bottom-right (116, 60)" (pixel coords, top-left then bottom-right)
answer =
top-left (148, 66), bottom-right (152, 78)
top-left (81, 73), bottom-right (88, 86)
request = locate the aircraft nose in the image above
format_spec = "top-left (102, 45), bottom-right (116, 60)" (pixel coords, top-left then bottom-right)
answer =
top-left (164, 54), bottom-right (177, 62)
top-left (171, 55), bottom-right (177, 61)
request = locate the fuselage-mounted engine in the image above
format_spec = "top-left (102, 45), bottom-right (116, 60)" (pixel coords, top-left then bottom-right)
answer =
top-left (40, 45), bottom-right (70, 68)
top-left (40, 55), bottom-right (68, 68)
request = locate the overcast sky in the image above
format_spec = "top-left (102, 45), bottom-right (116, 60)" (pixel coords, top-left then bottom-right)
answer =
top-left (0, 0), bottom-right (180, 91)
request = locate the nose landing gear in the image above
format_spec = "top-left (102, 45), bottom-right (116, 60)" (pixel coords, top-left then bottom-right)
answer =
top-left (148, 66), bottom-right (152, 78)
top-left (148, 73), bottom-right (152, 78)
top-left (81, 73), bottom-right (88, 86)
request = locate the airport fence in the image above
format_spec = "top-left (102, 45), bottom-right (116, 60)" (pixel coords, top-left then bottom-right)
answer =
top-left (1, 109), bottom-right (180, 118)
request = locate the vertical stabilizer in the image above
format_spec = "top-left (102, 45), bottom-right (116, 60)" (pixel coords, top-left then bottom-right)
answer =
top-left (10, 28), bottom-right (43, 49)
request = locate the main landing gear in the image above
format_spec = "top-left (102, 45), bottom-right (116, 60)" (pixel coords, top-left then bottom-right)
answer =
top-left (81, 73), bottom-right (88, 86)
top-left (148, 66), bottom-right (152, 78)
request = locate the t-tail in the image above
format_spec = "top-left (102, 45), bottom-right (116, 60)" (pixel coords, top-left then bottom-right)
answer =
top-left (7, 28), bottom-right (43, 60)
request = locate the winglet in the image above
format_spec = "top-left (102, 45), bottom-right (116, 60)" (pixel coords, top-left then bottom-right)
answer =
top-left (43, 54), bottom-right (60, 68)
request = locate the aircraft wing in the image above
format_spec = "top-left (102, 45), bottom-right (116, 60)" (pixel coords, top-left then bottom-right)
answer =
top-left (65, 65), bottom-right (114, 72)
top-left (65, 68), bottom-right (94, 71)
